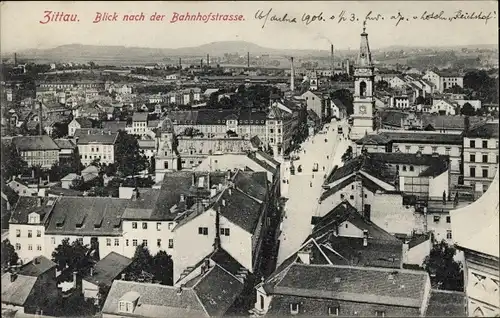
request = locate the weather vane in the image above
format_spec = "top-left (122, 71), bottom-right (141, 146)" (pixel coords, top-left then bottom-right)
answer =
top-left (363, 20), bottom-right (367, 33)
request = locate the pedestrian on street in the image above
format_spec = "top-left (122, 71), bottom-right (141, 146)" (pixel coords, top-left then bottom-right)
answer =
top-left (310, 182), bottom-right (312, 187)
top-left (323, 166), bottom-right (325, 171)
top-left (327, 155), bottom-right (329, 159)
top-left (312, 174), bottom-right (314, 179)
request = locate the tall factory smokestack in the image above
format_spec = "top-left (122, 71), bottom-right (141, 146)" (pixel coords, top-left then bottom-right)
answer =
top-left (247, 52), bottom-right (250, 68)
top-left (290, 57), bottom-right (295, 92)
top-left (207, 54), bottom-right (210, 66)
top-left (200, 59), bottom-right (203, 68)
top-left (330, 44), bottom-right (334, 73)
top-left (14, 53), bottom-right (17, 66)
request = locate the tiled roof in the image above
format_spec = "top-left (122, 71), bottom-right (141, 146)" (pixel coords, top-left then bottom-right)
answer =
top-left (102, 280), bottom-right (207, 317)
top-left (465, 121), bottom-right (499, 138)
top-left (331, 98), bottom-right (347, 110)
top-left (75, 129), bottom-right (118, 145)
top-left (102, 121), bottom-right (128, 133)
top-left (45, 197), bottom-right (129, 236)
top-left (421, 114), bottom-right (484, 131)
top-left (12, 135), bottom-right (60, 151)
top-left (54, 138), bottom-right (76, 149)
top-left (138, 139), bottom-right (156, 149)
top-left (17, 256), bottom-right (56, 277)
top-left (380, 110), bottom-right (409, 127)
top-left (215, 187), bottom-right (264, 233)
top-left (378, 131), bottom-right (462, 145)
top-left (9, 196), bottom-right (56, 224)
top-left (83, 252), bottom-right (132, 287)
top-left (368, 153), bottom-right (449, 177)
top-left (272, 264), bottom-right (429, 307)
top-left (46, 187), bottom-right (85, 197)
top-left (121, 189), bottom-right (161, 220)
top-left (249, 135), bottom-right (262, 148)
top-left (132, 112), bottom-right (148, 122)
top-left (75, 118), bottom-right (92, 128)
top-left (1, 273), bottom-right (38, 306)
top-left (426, 289), bottom-right (466, 317)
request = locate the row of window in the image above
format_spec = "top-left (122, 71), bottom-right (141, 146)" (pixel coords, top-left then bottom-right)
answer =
top-left (469, 154), bottom-right (499, 164)
top-left (81, 154), bottom-right (109, 160)
top-left (115, 238), bottom-right (174, 249)
top-left (21, 151), bottom-right (59, 157)
top-left (468, 167), bottom-right (490, 178)
top-left (433, 215), bottom-right (451, 223)
top-left (131, 222), bottom-right (174, 231)
top-left (15, 243), bottom-right (42, 251)
top-left (395, 145), bottom-right (453, 154)
top-left (15, 229), bottom-right (42, 238)
top-left (469, 140), bottom-right (498, 149)
top-left (289, 304), bottom-right (385, 317)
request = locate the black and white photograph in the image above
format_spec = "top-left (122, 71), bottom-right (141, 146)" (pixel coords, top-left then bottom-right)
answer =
top-left (0, 1), bottom-right (498, 317)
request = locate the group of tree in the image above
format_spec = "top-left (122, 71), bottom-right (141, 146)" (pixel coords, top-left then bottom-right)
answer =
top-left (1, 143), bottom-right (29, 183)
top-left (114, 131), bottom-right (148, 177)
top-left (423, 240), bottom-right (464, 291)
top-left (463, 70), bottom-right (499, 104)
top-left (415, 96), bottom-right (433, 106)
top-left (51, 238), bottom-right (96, 283)
top-left (124, 244), bottom-right (174, 286)
top-left (330, 89), bottom-right (354, 115)
top-left (1, 239), bottom-right (20, 271)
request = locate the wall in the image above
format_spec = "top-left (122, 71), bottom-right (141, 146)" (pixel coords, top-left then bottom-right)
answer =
top-left (122, 220), bottom-right (176, 259)
top-left (426, 213), bottom-right (452, 243)
top-left (77, 144), bottom-right (115, 166)
top-left (428, 169), bottom-right (450, 198)
top-left (172, 209), bottom-right (216, 282)
top-left (371, 192), bottom-right (417, 236)
top-left (338, 221), bottom-right (364, 238)
top-left (196, 154), bottom-right (275, 183)
top-left (220, 216), bottom-right (253, 273)
top-left (9, 223), bottom-right (46, 264)
top-left (44, 234), bottom-right (124, 261)
top-left (463, 136), bottom-right (499, 195)
top-left (403, 239), bottom-right (431, 267)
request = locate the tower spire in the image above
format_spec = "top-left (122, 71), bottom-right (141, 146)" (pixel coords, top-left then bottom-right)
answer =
top-left (362, 20), bottom-right (366, 33)
top-left (357, 21), bottom-right (373, 67)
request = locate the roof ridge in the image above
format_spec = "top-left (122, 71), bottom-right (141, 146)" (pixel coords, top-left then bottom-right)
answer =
top-left (292, 262), bottom-right (427, 275)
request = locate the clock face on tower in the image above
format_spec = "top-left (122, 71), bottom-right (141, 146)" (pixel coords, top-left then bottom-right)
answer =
top-left (359, 105), bottom-right (367, 115)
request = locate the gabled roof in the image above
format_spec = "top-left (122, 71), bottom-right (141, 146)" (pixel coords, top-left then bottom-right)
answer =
top-left (215, 187), bottom-right (264, 234)
top-left (17, 256), bottom-right (56, 277)
top-left (54, 138), bottom-right (76, 149)
top-left (102, 121), bottom-right (128, 133)
top-left (83, 252), bottom-right (132, 288)
top-left (74, 129), bottom-right (118, 145)
top-left (12, 135), bottom-right (60, 151)
top-left (331, 98), bottom-right (347, 110)
top-left (1, 273), bottom-right (38, 306)
top-left (132, 112), bottom-right (148, 122)
top-left (426, 289), bottom-right (466, 317)
top-left (465, 121), bottom-right (499, 138)
top-left (74, 117), bottom-right (92, 128)
top-left (9, 196), bottom-right (56, 224)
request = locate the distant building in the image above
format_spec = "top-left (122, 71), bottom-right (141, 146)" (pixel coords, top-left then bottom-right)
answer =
top-left (423, 70), bottom-right (464, 93)
top-left (12, 135), bottom-right (60, 169)
top-left (68, 117), bottom-right (93, 137)
top-left (74, 128), bottom-right (119, 166)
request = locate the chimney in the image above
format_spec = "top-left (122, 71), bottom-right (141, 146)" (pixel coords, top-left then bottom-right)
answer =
top-left (121, 273), bottom-right (126, 280)
top-left (210, 186), bottom-right (217, 198)
top-left (226, 170), bottom-right (231, 180)
top-left (247, 52), bottom-right (250, 68)
top-left (290, 57), bottom-right (295, 92)
top-left (213, 207), bottom-right (221, 250)
top-left (207, 54), bottom-right (210, 66)
top-left (90, 266), bottom-right (94, 276)
top-left (38, 102), bottom-right (43, 135)
top-left (222, 199), bottom-right (226, 207)
top-left (363, 230), bottom-right (369, 247)
top-left (177, 286), bottom-right (183, 295)
top-left (37, 197), bottom-right (42, 207)
top-left (200, 59), bottom-right (203, 68)
top-left (201, 258), bottom-right (210, 274)
top-left (34, 257), bottom-right (40, 264)
top-left (192, 173), bottom-right (196, 186)
top-left (179, 58), bottom-right (182, 69)
top-left (73, 271), bottom-right (78, 289)
top-left (330, 44), bottom-right (334, 73)
top-left (14, 52), bottom-right (17, 65)
top-left (131, 188), bottom-right (138, 201)
top-left (10, 272), bottom-right (18, 283)
top-left (464, 116), bottom-right (470, 133)
top-left (180, 194), bottom-right (185, 202)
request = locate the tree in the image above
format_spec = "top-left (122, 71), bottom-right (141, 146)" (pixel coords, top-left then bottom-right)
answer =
top-left (423, 240), bottom-right (464, 291)
top-left (115, 131), bottom-right (148, 177)
top-left (70, 177), bottom-right (85, 191)
top-left (1, 143), bottom-right (28, 182)
top-left (52, 238), bottom-right (92, 282)
top-left (460, 103), bottom-right (475, 116)
top-left (1, 239), bottom-right (19, 269)
top-left (127, 244), bottom-right (153, 278)
top-left (331, 89), bottom-right (354, 115)
top-left (152, 251), bottom-right (174, 285)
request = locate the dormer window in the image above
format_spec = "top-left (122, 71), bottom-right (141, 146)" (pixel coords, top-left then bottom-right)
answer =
top-left (119, 301), bottom-right (133, 313)
top-left (290, 303), bottom-right (299, 315)
top-left (328, 306), bottom-right (340, 316)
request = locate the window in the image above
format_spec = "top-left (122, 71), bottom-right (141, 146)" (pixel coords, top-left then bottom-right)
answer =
top-left (470, 167), bottom-right (476, 177)
top-left (328, 306), bottom-right (340, 316)
top-left (132, 239), bottom-right (138, 246)
top-left (106, 238), bottom-right (111, 246)
top-left (418, 146), bottom-right (424, 152)
top-left (470, 140), bottom-right (475, 148)
top-left (340, 194), bottom-right (345, 199)
top-left (114, 239), bottom-right (119, 246)
top-left (51, 237), bottom-right (55, 244)
top-left (290, 303), bottom-right (299, 315)
top-left (433, 216), bottom-right (440, 223)
top-left (143, 240), bottom-right (148, 246)
top-left (28, 244), bottom-right (33, 251)
top-left (405, 145), bottom-right (411, 152)
top-left (164, 161), bottom-right (169, 169)
top-left (482, 154), bottom-right (488, 163)
top-left (431, 146), bottom-right (437, 153)
top-left (16, 229), bottom-right (20, 237)
top-left (497, 155), bottom-right (499, 164)
top-left (198, 227), bottom-right (208, 235)
top-left (482, 168), bottom-right (488, 178)
top-left (351, 185), bottom-right (354, 190)
top-left (28, 230), bottom-right (32, 238)
top-left (132, 222), bottom-right (137, 229)
top-left (482, 140), bottom-right (488, 148)
top-left (349, 195), bottom-right (354, 200)
top-left (157, 239), bottom-right (162, 247)
top-left (224, 228), bottom-right (230, 236)
top-left (37, 244), bottom-right (42, 251)
top-left (168, 222), bottom-right (174, 230)
top-left (375, 310), bottom-right (386, 317)
top-left (396, 165), bottom-right (399, 171)
top-left (402, 166), bottom-right (407, 171)
top-left (15, 243), bottom-right (21, 250)
top-left (157, 222), bottom-right (161, 231)
top-left (446, 216), bottom-right (451, 223)
top-left (446, 230), bottom-right (452, 239)
top-left (126, 239), bottom-right (129, 246)
top-left (445, 147), bottom-right (451, 155)
top-left (409, 166), bottom-right (414, 172)
top-left (168, 239), bottom-right (174, 248)
top-left (470, 154), bottom-right (476, 162)
top-left (142, 222), bottom-right (147, 229)
top-left (36, 230), bottom-right (41, 237)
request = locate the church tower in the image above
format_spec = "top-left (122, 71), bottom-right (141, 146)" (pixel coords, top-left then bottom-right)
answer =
top-left (350, 22), bottom-right (375, 141)
top-left (155, 118), bottom-right (180, 182)
top-left (309, 71), bottom-right (318, 91)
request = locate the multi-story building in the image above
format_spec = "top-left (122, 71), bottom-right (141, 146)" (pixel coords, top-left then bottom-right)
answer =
top-left (423, 70), bottom-right (464, 93)
top-left (462, 120), bottom-right (499, 196)
top-left (267, 100), bottom-right (301, 156)
top-left (431, 99), bottom-right (459, 115)
top-left (300, 90), bottom-right (330, 122)
top-left (12, 135), bottom-right (60, 169)
top-left (74, 128), bottom-right (118, 166)
top-left (451, 171), bottom-right (499, 316)
top-left (390, 95), bottom-right (410, 109)
top-left (131, 112), bottom-right (148, 135)
top-left (68, 117), bottom-right (92, 137)
top-left (355, 130), bottom-right (463, 184)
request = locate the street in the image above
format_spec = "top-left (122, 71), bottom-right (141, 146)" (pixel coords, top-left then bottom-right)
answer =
top-left (277, 119), bottom-right (352, 265)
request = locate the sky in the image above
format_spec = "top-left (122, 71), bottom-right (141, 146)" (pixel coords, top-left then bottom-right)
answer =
top-left (1, 1), bottom-right (498, 53)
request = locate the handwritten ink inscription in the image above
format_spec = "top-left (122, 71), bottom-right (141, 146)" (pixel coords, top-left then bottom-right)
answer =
top-left (252, 9), bottom-right (497, 28)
